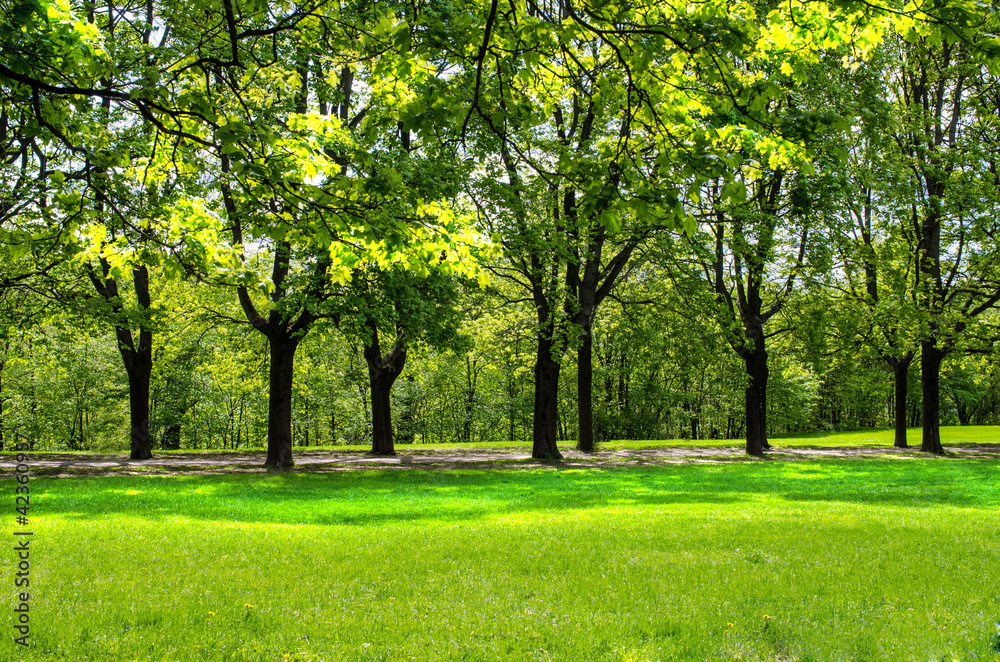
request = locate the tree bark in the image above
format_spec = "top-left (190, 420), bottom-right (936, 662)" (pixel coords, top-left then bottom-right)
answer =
top-left (885, 353), bottom-right (914, 448)
top-left (0, 350), bottom-right (5, 451)
top-left (83, 70), bottom-right (154, 461)
top-left (364, 324), bottom-right (406, 455)
top-left (743, 345), bottom-right (769, 456)
top-left (369, 369), bottom-right (395, 454)
top-left (219, 60), bottom-right (332, 467)
top-left (463, 356), bottom-right (478, 444)
top-left (125, 350), bottom-right (153, 459)
top-left (702, 179), bottom-right (791, 459)
top-left (532, 335), bottom-right (562, 459)
top-left (93, 264), bottom-right (154, 461)
top-left (920, 341), bottom-right (945, 454)
top-left (265, 334), bottom-right (299, 467)
top-left (576, 326), bottom-right (594, 452)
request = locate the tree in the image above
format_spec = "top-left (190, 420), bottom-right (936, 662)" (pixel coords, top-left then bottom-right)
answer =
top-left (822, 49), bottom-right (922, 448)
top-left (462, 2), bottom-right (694, 458)
top-left (333, 266), bottom-right (468, 454)
top-left (887, 26), bottom-right (1000, 453)
top-left (1, 0), bottom-right (227, 459)
top-left (156, 2), bottom-right (479, 465)
top-left (656, 168), bottom-right (807, 455)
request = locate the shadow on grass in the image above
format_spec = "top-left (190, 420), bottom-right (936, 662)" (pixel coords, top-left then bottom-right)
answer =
top-left (22, 459), bottom-right (1000, 527)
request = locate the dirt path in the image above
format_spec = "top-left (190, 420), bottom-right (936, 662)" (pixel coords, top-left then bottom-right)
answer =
top-left (1, 444), bottom-right (997, 476)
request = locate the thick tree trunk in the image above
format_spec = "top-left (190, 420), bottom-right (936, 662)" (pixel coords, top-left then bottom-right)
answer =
top-left (125, 355), bottom-right (153, 460)
top-left (265, 335), bottom-right (298, 467)
top-left (918, 171), bottom-right (945, 454)
top-left (576, 326), bottom-right (594, 452)
top-left (532, 336), bottom-right (562, 459)
top-left (920, 342), bottom-right (945, 454)
top-left (369, 368), bottom-right (396, 454)
top-left (125, 266), bottom-right (153, 461)
top-left (88, 263), bottom-right (155, 461)
top-left (364, 327), bottom-right (406, 456)
top-left (743, 347), bottom-right (769, 456)
top-left (886, 354), bottom-right (913, 448)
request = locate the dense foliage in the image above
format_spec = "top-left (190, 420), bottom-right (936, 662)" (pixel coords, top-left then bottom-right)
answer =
top-left (2, 0), bottom-right (1000, 460)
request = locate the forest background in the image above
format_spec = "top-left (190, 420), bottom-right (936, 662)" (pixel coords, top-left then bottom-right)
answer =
top-left (2, 0), bottom-right (1000, 464)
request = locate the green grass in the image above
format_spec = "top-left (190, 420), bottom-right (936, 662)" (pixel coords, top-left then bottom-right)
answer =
top-left (312, 424), bottom-right (1000, 451)
top-left (2, 459), bottom-right (999, 661)
top-left (770, 425), bottom-right (1000, 446)
top-left (314, 424), bottom-right (1000, 451)
top-left (2, 424), bottom-right (997, 457)
top-left (587, 425), bottom-right (1000, 450)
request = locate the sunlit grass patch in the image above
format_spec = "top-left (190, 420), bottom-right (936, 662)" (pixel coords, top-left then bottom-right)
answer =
top-left (593, 424), bottom-right (1000, 450)
top-left (2, 459), bottom-right (998, 661)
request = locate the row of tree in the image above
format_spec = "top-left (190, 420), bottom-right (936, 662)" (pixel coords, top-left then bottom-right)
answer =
top-left (5, 278), bottom-right (1000, 453)
top-left (2, 0), bottom-right (1000, 465)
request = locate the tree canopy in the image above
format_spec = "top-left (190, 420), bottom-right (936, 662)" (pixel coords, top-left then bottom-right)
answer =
top-left (3, 0), bottom-right (1000, 460)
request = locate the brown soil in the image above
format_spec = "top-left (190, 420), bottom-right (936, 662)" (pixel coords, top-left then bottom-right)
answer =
top-left (1, 444), bottom-right (997, 478)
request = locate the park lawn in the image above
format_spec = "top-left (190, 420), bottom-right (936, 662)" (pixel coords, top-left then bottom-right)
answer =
top-left (286, 424), bottom-right (1000, 451)
top-left (364, 424), bottom-right (1000, 451)
top-left (1, 424), bottom-right (997, 457)
top-left (565, 425), bottom-right (1000, 450)
top-left (319, 424), bottom-right (1000, 451)
top-left (2, 459), bottom-right (999, 661)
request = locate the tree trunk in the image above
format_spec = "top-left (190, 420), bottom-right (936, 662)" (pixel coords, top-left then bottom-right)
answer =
top-left (364, 326), bottom-right (406, 455)
top-left (88, 263), bottom-right (155, 460)
top-left (125, 266), bottom-right (153, 460)
top-left (265, 334), bottom-right (298, 467)
top-left (0, 357), bottom-right (4, 452)
top-left (955, 401), bottom-right (970, 426)
top-left (743, 346), bottom-right (769, 456)
top-left (576, 326), bottom-right (594, 452)
top-left (920, 341), bottom-right (945, 454)
top-left (369, 367), bottom-right (395, 454)
top-left (463, 356), bottom-right (477, 444)
top-left (886, 354), bottom-right (913, 448)
top-left (160, 353), bottom-right (194, 451)
top-left (532, 336), bottom-right (562, 459)
top-left (125, 354), bottom-right (153, 459)
top-left (162, 422), bottom-right (182, 450)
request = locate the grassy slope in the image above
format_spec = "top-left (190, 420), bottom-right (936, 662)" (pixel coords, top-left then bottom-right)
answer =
top-left (2, 459), bottom-right (999, 661)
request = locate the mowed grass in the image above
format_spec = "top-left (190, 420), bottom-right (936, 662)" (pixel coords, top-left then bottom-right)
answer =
top-left (768, 425), bottom-right (1000, 448)
top-left (2, 424), bottom-right (996, 457)
top-left (327, 424), bottom-right (1000, 451)
top-left (298, 424), bottom-right (1000, 451)
top-left (369, 424), bottom-right (1000, 451)
top-left (2, 460), bottom-right (1000, 661)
